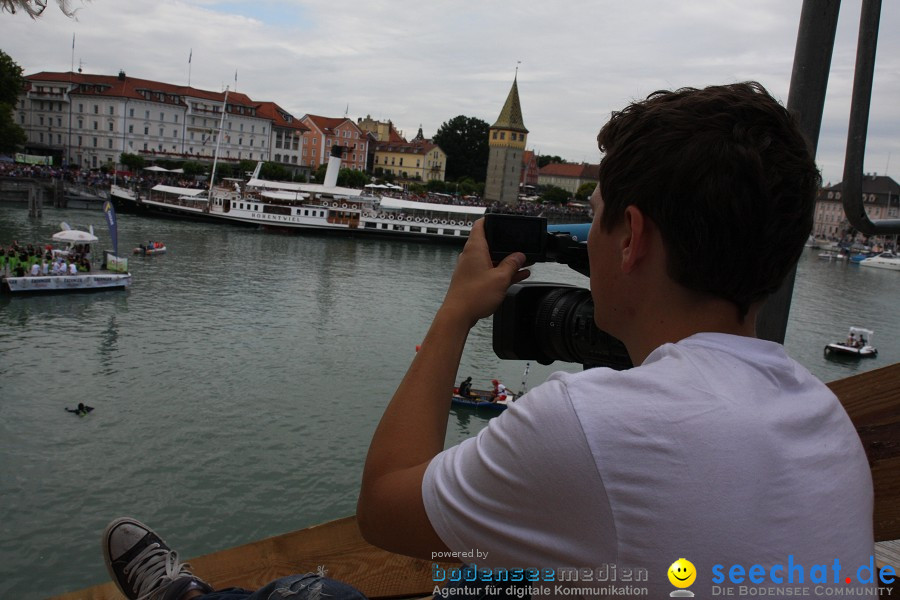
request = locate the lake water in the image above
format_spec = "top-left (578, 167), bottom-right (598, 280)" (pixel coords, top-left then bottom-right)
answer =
top-left (1, 206), bottom-right (898, 599)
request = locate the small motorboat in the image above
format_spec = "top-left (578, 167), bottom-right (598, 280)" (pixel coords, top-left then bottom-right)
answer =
top-left (824, 327), bottom-right (877, 358)
top-left (133, 241), bottom-right (167, 255)
top-left (451, 388), bottom-right (513, 413)
top-left (859, 252), bottom-right (900, 271)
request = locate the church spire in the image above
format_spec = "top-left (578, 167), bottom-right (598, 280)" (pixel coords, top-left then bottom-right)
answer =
top-left (491, 76), bottom-right (528, 133)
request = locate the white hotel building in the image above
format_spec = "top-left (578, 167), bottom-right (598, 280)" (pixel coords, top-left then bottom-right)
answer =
top-left (16, 70), bottom-right (313, 174)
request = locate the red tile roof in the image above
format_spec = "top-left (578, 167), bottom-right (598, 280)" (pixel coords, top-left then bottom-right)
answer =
top-left (255, 101), bottom-right (308, 133)
top-left (538, 162), bottom-right (599, 179)
top-left (302, 114), bottom-right (361, 136)
top-left (28, 71), bottom-right (264, 116)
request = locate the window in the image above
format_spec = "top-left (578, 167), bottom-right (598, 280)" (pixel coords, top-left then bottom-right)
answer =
top-left (145, 110), bottom-right (150, 119)
top-left (94, 105), bottom-right (99, 114)
top-left (130, 108), bottom-right (135, 117)
top-left (39, 116), bottom-right (44, 125)
top-left (159, 128), bottom-right (164, 137)
top-left (144, 126), bottom-right (149, 135)
top-left (492, 131), bottom-right (497, 139)
top-left (77, 119), bottom-right (83, 129)
top-left (160, 112), bottom-right (164, 121)
top-left (174, 115), bottom-right (178, 123)
top-left (108, 139), bottom-right (113, 148)
top-left (173, 130), bottom-right (177, 138)
top-left (93, 121), bottom-right (98, 130)
top-left (109, 122), bottom-right (114, 131)
top-left (500, 132), bottom-right (505, 140)
top-left (129, 125), bottom-right (134, 134)
top-left (109, 106), bottom-right (114, 115)
top-left (78, 136), bottom-right (82, 146)
top-left (79, 104), bottom-right (84, 113)
top-left (92, 137), bottom-right (98, 147)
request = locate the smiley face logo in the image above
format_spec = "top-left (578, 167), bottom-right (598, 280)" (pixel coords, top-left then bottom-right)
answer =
top-left (668, 558), bottom-right (696, 588)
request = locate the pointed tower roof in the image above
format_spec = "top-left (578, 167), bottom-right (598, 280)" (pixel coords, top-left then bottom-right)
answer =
top-left (491, 77), bottom-right (528, 133)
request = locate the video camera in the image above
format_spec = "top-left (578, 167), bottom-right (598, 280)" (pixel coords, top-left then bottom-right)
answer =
top-left (484, 213), bottom-right (632, 371)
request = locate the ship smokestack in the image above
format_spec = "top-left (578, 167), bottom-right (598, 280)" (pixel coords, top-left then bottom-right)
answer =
top-left (323, 145), bottom-right (345, 188)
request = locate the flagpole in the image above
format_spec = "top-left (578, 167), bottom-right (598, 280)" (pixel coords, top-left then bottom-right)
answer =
top-left (188, 48), bottom-right (192, 87)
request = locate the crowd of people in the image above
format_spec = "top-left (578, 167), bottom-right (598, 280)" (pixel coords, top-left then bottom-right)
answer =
top-left (379, 187), bottom-right (592, 221)
top-left (2, 161), bottom-right (592, 222)
top-left (0, 162), bottom-right (202, 194)
top-left (0, 241), bottom-right (92, 277)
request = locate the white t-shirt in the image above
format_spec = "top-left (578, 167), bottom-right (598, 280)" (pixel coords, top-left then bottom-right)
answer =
top-left (423, 333), bottom-right (874, 598)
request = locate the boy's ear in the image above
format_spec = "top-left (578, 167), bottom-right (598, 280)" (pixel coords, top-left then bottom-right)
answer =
top-left (620, 205), bottom-right (651, 273)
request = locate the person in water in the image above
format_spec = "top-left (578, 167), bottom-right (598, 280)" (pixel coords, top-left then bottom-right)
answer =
top-left (65, 403), bottom-right (94, 417)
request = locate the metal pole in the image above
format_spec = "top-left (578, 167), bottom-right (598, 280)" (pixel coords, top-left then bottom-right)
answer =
top-left (840, 0), bottom-right (900, 235)
top-left (756, 0), bottom-right (841, 344)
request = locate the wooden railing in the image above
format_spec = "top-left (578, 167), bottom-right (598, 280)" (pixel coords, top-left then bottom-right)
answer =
top-left (51, 362), bottom-right (900, 600)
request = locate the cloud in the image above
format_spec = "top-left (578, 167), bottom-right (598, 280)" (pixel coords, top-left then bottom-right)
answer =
top-left (3, 0), bottom-right (899, 183)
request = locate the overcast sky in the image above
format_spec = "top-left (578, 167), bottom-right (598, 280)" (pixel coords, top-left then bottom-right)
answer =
top-left (4, 0), bottom-right (899, 185)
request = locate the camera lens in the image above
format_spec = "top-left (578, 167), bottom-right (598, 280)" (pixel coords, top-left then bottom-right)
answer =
top-left (492, 282), bottom-right (632, 369)
top-left (534, 288), bottom-right (596, 364)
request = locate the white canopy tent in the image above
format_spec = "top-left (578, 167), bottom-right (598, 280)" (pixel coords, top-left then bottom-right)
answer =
top-left (52, 229), bottom-right (99, 244)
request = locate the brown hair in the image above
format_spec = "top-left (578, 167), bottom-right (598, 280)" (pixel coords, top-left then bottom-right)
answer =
top-left (596, 82), bottom-right (821, 318)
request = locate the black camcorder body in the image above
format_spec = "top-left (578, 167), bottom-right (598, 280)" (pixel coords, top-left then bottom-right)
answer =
top-left (483, 213), bottom-right (632, 370)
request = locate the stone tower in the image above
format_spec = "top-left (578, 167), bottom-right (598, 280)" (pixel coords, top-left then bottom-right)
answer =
top-left (484, 76), bottom-right (528, 205)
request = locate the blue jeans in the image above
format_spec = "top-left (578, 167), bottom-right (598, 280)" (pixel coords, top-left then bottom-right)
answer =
top-left (198, 573), bottom-right (366, 600)
top-left (197, 570), bottom-right (531, 600)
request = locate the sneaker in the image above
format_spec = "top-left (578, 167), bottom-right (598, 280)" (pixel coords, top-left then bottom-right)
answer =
top-left (102, 517), bottom-right (213, 600)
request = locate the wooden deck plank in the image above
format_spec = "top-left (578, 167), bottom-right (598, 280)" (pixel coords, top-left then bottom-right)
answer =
top-left (52, 363), bottom-right (900, 599)
top-left (827, 362), bottom-right (900, 542)
top-left (49, 516), bottom-right (447, 600)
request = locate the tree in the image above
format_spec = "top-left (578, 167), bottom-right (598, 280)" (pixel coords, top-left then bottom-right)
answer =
top-left (1, 0), bottom-right (84, 18)
top-left (426, 179), bottom-right (448, 194)
top-left (0, 50), bottom-right (26, 153)
top-left (259, 162), bottom-right (289, 181)
top-left (182, 161), bottom-right (206, 177)
top-left (337, 167), bottom-right (368, 188)
top-left (119, 153), bottom-right (145, 172)
top-left (433, 115), bottom-right (489, 182)
top-left (536, 155), bottom-right (565, 169)
top-left (540, 185), bottom-right (570, 205)
top-left (455, 177), bottom-right (478, 196)
top-left (575, 182), bottom-right (596, 201)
